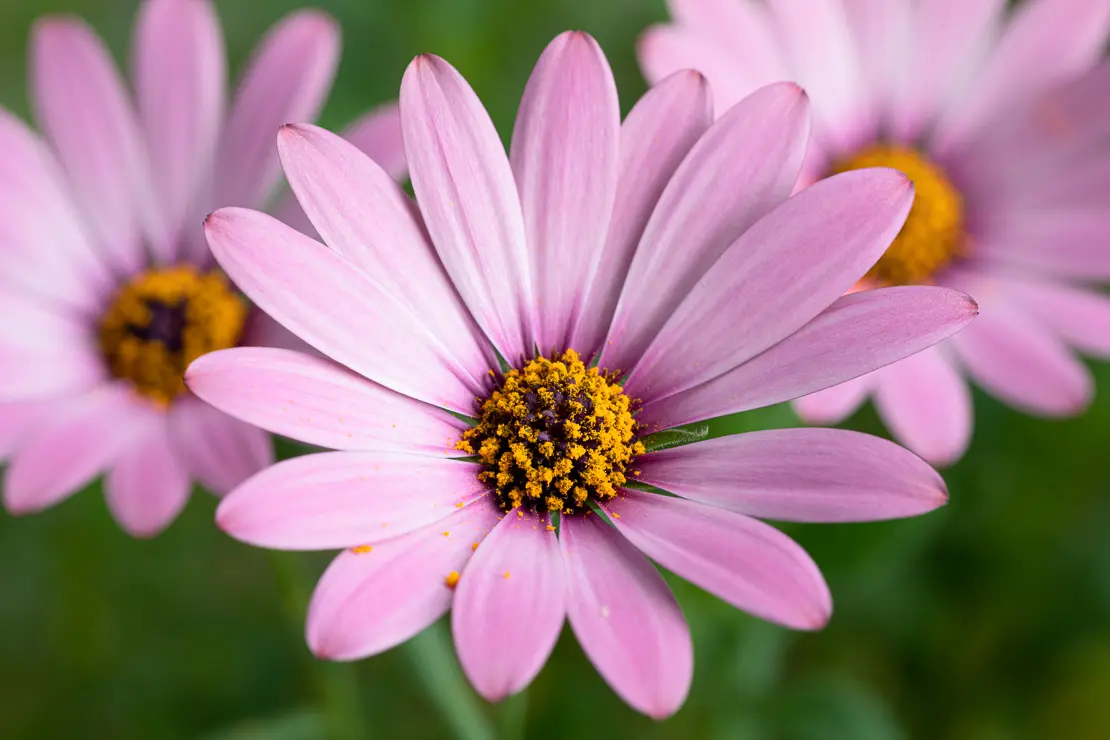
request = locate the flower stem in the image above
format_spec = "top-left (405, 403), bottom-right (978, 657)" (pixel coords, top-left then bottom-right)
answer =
top-left (267, 551), bottom-right (370, 740)
top-left (403, 621), bottom-right (495, 740)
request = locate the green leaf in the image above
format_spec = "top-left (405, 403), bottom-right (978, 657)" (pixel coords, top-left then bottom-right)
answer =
top-left (637, 423), bottom-right (710, 452)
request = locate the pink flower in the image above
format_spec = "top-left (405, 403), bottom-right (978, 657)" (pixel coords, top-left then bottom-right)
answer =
top-left (642, 0), bottom-right (1110, 465)
top-left (0, 0), bottom-right (404, 537)
top-left (189, 32), bottom-right (976, 718)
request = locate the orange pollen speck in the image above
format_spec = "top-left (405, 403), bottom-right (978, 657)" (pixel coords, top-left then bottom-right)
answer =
top-left (445, 571), bottom-right (460, 589)
top-left (351, 545), bottom-right (373, 554)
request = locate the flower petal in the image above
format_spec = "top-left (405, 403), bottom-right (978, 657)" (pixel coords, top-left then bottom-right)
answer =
top-left (105, 413), bottom-right (191, 538)
top-left (276, 123), bottom-right (495, 387)
top-left (0, 398), bottom-right (58, 461)
top-left (453, 511), bottom-right (566, 702)
top-left (1005, 278), bottom-right (1110, 358)
top-left (133, 0), bottom-right (225, 260)
top-left (31, 17), bottom-right (150, 274)
top-left (4, 383), bottom-right (148, 515)
top-left (639, 428), bottom-right (947, 523)
top-left (510, 31), bottom-right (620, 353)
top-left (186, 347), bottom-right (466, 455)
top-left (570, 70), bottom-right (713, 358)
top-left (306, 498), bottom-right (501, 661)
top-left (666, 0), bottom-right (786, 82)
top-left (215, 452), bottom-right (488, 551)
top-left (607, 491), bottom-right (831, 630)
top-left (341, 102), bottom-right (407, 182)
top-left (637, 24), bottom-right (761, 114)
top-left (625, 169), bottom-right (913, 404)
top-left (168, 395), bottom-right (272, 495)
top-left (950, 300), bottom-right (1093, 417)
top-left (214, 10), bottom-right (339, 209)
top-left (602, 82), bottom-right (810, 375)
top-left (874, 347), bottom-right (972, 467)
top-left (561, 515), bottom-right (692, 719)
top-left (639, 285), bottom-right (975, 430)
top-left (204, 208), bottom-right (483, 413)
top-left (792, 377), bottom-right (873, 426)
top-left (400, 54), bottom-right (533, 364)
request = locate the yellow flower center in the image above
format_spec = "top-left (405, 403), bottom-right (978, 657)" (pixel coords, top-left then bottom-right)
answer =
top-left (457, 350), bottom-right (644, 514)
top-left (835, 145), bottom-right (965, 286)
top-left (98, 265), bottom-right (247, 405)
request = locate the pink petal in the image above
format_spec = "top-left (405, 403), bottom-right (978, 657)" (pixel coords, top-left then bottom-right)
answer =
top-left (215, 452), bottom-right (488, 551)
top-left (0, 109), bottom-right (112, 314)
top-left (1006, 278), bottom-right (1110, 358)
top-left (792, 377), bottom-right (873, 426)
top-left (608, 491), bottom-right (831, 630)
top-left (561, 515), bottom-right (691, 719)
top-left (400, 54), bottom-right (533, 365)
top-left (4, 383), bottom-right (149, 515)
top-left (341, 102), bottom-right (407, 182)
top-left (306, 498), bottom-right (501, 661)
top-left (276, 123), bottom-right (494, 387)
top-left (204, 208), bottom-right (483, 413)
top-left (890, 0), bottom-right (1004, 140)
top-left (30, 17), bottom-right (151, 275)
top-left (186, 347), bottom-right (466, 455)
top-left (602, 82), bottom-right (810, 375)
top-left (105, 412), bottom-right (191, 538)
top-left (951, 301), bottom-right (1093, 417)
top-left (639, 428), bottom-right (947, 523)
top-left (0, 398), bottom-right (59, 460)
top-left (168, 395), bottom-right (272, 495)
top-left (639, 286), bottom-right (975, 430)
top-left (239, 307), bottom-right (315, 354)
top-left (666, 0), bottom-right (786, 82)
top-left (874, 347), bottom-right (973, 467)
top-left (214, 10), bottom-right (339, 209)
top-left (840, 0), bottom-right (912, 128)
top-left (510, 31), bottom-right (620, 354)
top-left (970, 209), bottom-right (1110, 282)
top-left (570, 70), bottom-right (713, 358)
top-left (133, 0), bottom-right (225, 261)
top-left (452, 511), bottom-right (566, 702)
top-left (640, 286), bottom-right (976, 430)
top-left (637, 24), bottom-right (760, 114)
top-left (764, 0), bottom-right (870, 154)
top-left (932, 0), bottom-right (1110, 152)
top-left (0, 292), bottom-right (106, 401)
top-left (625, 169), bottom-right (913, 405)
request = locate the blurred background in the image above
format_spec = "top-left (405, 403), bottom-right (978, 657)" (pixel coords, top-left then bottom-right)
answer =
top-left (2, 1), bottom-right (1110, 738)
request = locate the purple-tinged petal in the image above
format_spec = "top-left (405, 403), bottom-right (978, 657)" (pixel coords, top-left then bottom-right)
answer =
top-left (204, 208), bottom-right (484, 413)
top-left (510, 31), bottom-right (620, 354)
top-left (277, 123), bottom-right (495, 386)
top-left (400, 54), bottom-right (533, 365)
top-left (239, 307), bottom-right (315, 354)
top-left (874, 347), bottom-right (972, 467)
top-left (602, 82), bottom-right (810, 375)
top-left (1005, 279), bottom-right (1110, 358)
top-left (840, 0), bottom-right (912, 128)
top-left (453, 510), bottom-right (566, 702)
top-left (133, 0), bottom-right (225, 261)
top-left (31, 17), bottom-right (151, 275)
top-left (637, 25), bottom-right (760, 114)
top-left (215, 452), bottom-right (488, 551)
top-left (4, 383), bottom-right (149, 515)
top-left (639, 286), bottom-right (975, 430)
top-left (970, 209), bottom-right (1110, 282)
top-left (607, 491), bottom-right (831, 630)
top-left (105, 413), bottom-right (190, 538)
top-left (214, 10), bottom-right (339, 210)
top-left (570, 70), bottom-right (712, 359)
top-left (639, 428), bottom-right (946, 523)
top-left (307, 498), bottom-right (501, 661)
top-left (561, 515), bottom-right (691, 719)
top-left (0, 398), bottom-right (59, 460)
top-left (666, 0), bottom-right (786, 82)
top-left (186, 347), bottom-right (467, 455)
top-left (625, 169), bottom-right (913, 405)
top-left (168, 395), bottom-right (272, 495)
top-left (341, 102), bottom-right (407, 182)
top-left (951, 302), bottom-right (1092, 417)
top-left (792, 377), bottom-right (873, 426)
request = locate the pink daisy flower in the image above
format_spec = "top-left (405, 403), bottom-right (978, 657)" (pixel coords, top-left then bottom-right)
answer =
top-left (0, 0), bottom-right (405, 537)
top-left (641, 0), bottom-right (1110, 465)
top-left (189, 32), bottom-right (977, 718)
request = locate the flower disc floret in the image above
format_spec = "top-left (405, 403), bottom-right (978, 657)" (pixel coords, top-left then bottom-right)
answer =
top-left (456, 350), bottom-right (644, 514)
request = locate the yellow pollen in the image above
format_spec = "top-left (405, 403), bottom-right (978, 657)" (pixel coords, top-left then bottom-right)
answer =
top-left (445, 571), bottom-right (460, 588)
top-left (835, 145), bottom-right (965, 286)
top-left (351, 545), bottom-right (373, 554)
top-left (98, 265), bottom-right (246, 405)
top-left (456, 349), bottom-right (644, 515)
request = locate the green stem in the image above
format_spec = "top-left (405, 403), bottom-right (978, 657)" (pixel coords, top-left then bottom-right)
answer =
top-left (403, 621), bottom-right (496, 740)
top-left (267, 552), bottom-right (370, 740)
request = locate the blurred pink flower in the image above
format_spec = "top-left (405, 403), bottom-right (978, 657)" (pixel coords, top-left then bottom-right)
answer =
top-left (189, 31), bottom-right (976, 717)
top-left (642, 0), bottom-right (1110, 465)
top-left (0, 0), bottom-right (404, 537)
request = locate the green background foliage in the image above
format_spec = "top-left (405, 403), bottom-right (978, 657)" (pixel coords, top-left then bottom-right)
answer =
top-left (2, 1), bottom-right (1109, 738)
